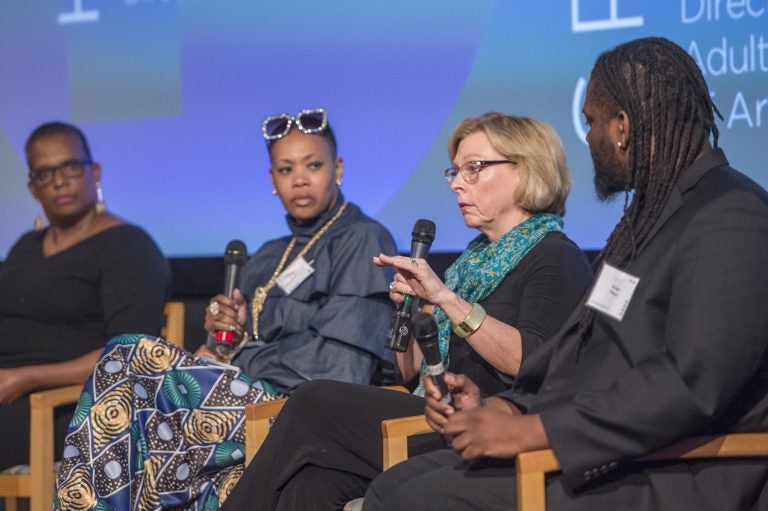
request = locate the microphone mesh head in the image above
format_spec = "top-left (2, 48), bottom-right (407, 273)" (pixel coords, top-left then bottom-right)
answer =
top-left (412, 311), bottom-right (438, 340)
top-left (224, 239), bottom-right (248, 265)
top-left (412, 219), bottom-right (436, 245)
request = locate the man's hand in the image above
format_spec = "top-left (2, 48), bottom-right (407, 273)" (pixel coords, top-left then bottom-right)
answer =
top-left (444, 409), bottom-right (548, 461)
top-left (424, 372), bottom-right (483, 433)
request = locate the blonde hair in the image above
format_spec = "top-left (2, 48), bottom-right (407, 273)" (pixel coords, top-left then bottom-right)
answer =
top-left (448, 113), bottom-right (571, 216)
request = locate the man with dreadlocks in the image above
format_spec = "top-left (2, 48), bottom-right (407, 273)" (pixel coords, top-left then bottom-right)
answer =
top-left (363, 36), bottom-right (768, 511)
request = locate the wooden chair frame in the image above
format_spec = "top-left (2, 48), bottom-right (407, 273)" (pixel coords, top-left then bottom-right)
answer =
top-left (244, 385), bottom-right (410, 465)
top-left (381, 414), bottom-right (431, 470)
top-left (245, 398), bottom-right (289, 464)
top-left (380, 416), bottom-right (768, 511)
top-left (515, 432), bottom-right (768, 511)
top-left (0, 302), bottom-right (185, 511)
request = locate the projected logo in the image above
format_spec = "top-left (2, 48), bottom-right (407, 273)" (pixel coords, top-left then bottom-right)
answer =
top-left (570, 0), bottom-right (644, 33)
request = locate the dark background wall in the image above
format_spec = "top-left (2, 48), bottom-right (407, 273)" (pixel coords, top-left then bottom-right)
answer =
top-left (170, 252), bottom-right (467, 351)
top-left (0, 249), bottom-right (598, 352)
top-left (170, 250), bottom-right (599, 351)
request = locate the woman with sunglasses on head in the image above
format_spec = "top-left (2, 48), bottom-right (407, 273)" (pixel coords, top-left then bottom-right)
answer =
top-left (53, 109), bottom-right (398, 511)
top-left (221, 113), bottom-right (594, 511)
top-left (198, 108), bottom-right (396, 391)
top-left (0, 122), bottom-right (170, 471)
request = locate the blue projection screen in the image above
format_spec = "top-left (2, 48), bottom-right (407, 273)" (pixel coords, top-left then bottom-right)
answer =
top-left (1, 1), bottom-right (766, 256)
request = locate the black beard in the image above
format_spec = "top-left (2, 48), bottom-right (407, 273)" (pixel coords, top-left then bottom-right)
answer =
top-left (592, 138), bottom-right (628, 202)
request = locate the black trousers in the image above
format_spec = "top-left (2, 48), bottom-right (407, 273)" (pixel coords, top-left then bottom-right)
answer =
top-left (363, 446), bottom-right (768, 511)
top-left (363, 448), bottom-right (520, 511)
top-left (221, 380), bottom-right (432, 511)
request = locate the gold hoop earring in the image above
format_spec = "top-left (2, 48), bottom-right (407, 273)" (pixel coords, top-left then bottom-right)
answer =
top-left (95, 182), bottom-right (107, 214)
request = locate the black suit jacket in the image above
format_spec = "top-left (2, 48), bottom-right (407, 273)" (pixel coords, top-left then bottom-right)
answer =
top-left (504, 149), bottom-right (768, 509)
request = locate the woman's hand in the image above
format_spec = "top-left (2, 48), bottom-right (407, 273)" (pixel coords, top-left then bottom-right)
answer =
top-left (0, 367), bottom-right (34, 404)
top-left (373, 253), bottom-right (453, 306)
top-left (204, 289), bottom-right (246, 337)
top-left (194, 344), bottom-right (217, 360)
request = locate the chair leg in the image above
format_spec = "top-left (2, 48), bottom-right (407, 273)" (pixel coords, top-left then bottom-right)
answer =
top-left (29, 393), bottom-right (57, 511)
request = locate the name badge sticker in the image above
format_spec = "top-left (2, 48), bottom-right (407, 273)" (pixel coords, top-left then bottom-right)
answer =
top-left (276, 257), bottom-right (314, 295)
top-left (585, 263), bottom-right (640, 321)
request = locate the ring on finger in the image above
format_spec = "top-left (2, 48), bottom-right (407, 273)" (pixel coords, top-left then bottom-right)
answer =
top-left (208, 301), bottom-right (221, 316)
top-left (389, 281), bottom-right (395, 291)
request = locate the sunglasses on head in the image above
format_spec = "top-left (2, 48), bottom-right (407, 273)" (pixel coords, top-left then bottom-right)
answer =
top-left (262, 108), bottom-right (328, 140)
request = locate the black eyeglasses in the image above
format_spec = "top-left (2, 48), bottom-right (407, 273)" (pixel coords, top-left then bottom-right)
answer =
top-left (28, 159), bottom-right (92, 185)
top-left (444, 160), bottom-right (516, 184)
top-left (262, 108), bottom-right (328, 140)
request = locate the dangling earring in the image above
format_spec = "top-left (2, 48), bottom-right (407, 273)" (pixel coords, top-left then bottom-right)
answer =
top-left (33, 199), bottom-right (45, 231)
top-left (95, 182), bottom-right (107, 214)
top-left (272, 188), bottom-right (278, 196)
top-left (336, 179), bottom-right (342, 187)
top-left (34, 213), bottom-right (45, 231)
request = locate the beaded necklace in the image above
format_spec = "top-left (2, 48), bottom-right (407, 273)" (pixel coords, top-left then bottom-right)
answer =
top-left (250, 202), bottom-right (348, 339)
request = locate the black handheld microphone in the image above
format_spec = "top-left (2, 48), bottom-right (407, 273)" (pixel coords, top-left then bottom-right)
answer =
top-left (412, 311), bottom-right (450, 401)
top-left (386, 219), bottom-right (436, 352)
top-left (215, 239), bottom-right (248, 355)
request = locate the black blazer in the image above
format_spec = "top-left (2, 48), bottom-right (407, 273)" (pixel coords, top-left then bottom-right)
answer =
top-left (504, 149), bottom-right (768, 509)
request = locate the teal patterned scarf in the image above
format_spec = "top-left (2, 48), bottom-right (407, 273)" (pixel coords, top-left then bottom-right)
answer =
top-left (413, 213), bottom-right (563, 396)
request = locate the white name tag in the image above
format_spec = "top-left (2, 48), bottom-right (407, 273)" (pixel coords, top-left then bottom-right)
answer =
top-left (585, 263), bottom-right (639, 321)
top-left (276, 257), bottom-right (314, 295)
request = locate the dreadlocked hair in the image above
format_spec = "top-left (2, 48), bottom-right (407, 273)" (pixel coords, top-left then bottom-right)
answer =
top-left (577, 37), bottom-right (723, 349)
top-left (591, 36), bottom-right (723, 270)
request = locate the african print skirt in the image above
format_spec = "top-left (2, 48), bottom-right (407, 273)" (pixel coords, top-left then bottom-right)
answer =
top-left (54, 334), bottom-right (281, 511)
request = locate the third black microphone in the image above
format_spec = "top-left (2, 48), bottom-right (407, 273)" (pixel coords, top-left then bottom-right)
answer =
top-left (412, 311), bottom-right (450, 401)
top-left (386, 218), bottom-right (436, 352)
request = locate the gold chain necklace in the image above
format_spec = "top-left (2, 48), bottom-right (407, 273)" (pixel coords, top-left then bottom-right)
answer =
top-left (250, 202), bottom-right (348, 339)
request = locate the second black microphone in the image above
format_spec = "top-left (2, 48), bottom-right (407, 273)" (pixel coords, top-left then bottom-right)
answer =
top-left (386, 218), bottom-right (436, 352)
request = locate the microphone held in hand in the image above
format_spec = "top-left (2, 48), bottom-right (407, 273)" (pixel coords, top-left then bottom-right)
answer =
top-left (386, 219), bottom-right (436, 352)
top-left (215, 239), bottom-right (248, 355)
top-left (412, 311), bottom-right (450, 402)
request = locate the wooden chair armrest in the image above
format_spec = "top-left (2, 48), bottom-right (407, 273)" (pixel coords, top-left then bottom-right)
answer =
top-left (381, 414), bottom-right (432, 470)
top-left (245, 398), bottom-right (288, 464)
top-left (515, 432), bottom-right (768, 511)
top-left (381, 385), bottom-right (409, 393)
top-left (640, 432), bottom-right (768, 460)
top-left (29, 384), bottom-right (83, 409)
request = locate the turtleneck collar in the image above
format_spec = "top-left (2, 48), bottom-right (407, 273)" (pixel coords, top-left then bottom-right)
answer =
top-left (285, 191), bottom-right (346, 242)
